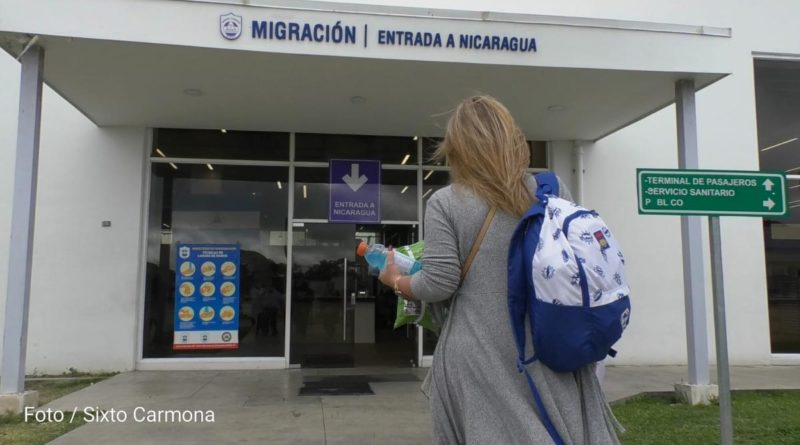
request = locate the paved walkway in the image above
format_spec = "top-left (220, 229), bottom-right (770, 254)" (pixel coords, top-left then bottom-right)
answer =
top-left (42, 365), bottom-right (800, 445)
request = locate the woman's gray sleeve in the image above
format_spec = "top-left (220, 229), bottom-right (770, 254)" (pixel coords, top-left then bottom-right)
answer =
top-left (409, 193), bottom-right (461, 302)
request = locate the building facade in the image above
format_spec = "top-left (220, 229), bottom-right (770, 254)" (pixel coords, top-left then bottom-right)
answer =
top-left (0, 0), bottom-right (799, 374)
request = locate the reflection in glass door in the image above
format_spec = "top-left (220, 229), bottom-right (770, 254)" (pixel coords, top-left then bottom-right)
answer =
top-left (289, 223), bottom-right (419, 367)
top-left (143, 163), bottom-right (289, 359)
top-left (290, 224), bottom-right (357, 367)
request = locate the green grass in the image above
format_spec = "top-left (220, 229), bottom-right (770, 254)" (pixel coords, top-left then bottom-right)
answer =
top-left (613, 390), bottom-right (800, 444)
top-left (0, 376), bottom-right (110, 445)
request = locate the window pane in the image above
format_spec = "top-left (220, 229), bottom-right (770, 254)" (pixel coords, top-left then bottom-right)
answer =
top-left (296, 133), bottom-right (417, 164)
top-left (422, 168), bottom-right (450, 215)
top-left (423, 327), bottom-right (439, 356)
top-left (143, 163), bottom-right (289, 358)
top-left (381, 169), bottom-right (417, 221)
top-left (295, 167), bottom-right (418, 222)
top-left (294, 168), bottom-right (329, 220)
top-left (153, 128), bottom-right (289, 161)
top-left (423, 137), bottom-right (548, 169)
top-left (529, 141), bottom-right (548, 169)
top-left (755, 59), bottom-right (800, 353)
top-left (421, 168), bottom-right (449, 356)
top-left (422, 137), bottom-right (443, 165)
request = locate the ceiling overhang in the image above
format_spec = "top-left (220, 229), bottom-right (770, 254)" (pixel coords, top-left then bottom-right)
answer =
top-left (0, 0), bottom-right (733, 140)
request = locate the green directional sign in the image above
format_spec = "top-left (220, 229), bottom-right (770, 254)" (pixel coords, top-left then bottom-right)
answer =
top-left (637, 169), bottom-right (788, 217)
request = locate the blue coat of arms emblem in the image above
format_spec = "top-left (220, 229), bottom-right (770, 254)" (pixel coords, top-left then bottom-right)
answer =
top-left (220, 13), bottom-right (242, 40)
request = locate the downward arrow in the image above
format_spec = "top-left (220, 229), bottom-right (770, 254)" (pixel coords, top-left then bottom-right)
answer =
top-left (763, 198), bottom-right (775, 210)
top-left (342, 163), bottom-right (368, 192)
top-left (763, 178), bottom-right (775, 192)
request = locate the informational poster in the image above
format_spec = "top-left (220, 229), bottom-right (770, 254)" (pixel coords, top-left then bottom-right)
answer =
top-left (173, 244), bottom-right (240, 350)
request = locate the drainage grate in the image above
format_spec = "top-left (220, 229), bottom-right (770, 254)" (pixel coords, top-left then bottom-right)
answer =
top-left (299, 375), bottom-right (374, 396)
top-left (300, 354), bottom-right (355, 368)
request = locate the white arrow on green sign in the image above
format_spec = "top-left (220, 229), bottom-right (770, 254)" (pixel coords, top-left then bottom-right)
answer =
top-left (637, 169), bottom-right (788, 217)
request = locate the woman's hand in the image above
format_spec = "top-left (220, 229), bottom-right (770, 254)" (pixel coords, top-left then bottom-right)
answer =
top-left (378, 249), bottom-right (416, 301)
top-left (378, 249), bottom-right (402, 288)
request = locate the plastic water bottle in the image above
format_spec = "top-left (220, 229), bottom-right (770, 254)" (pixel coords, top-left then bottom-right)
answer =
top-left (356, 241), bottom-right (423, 316)
top-left (356, 241), bottom-right (422, 275)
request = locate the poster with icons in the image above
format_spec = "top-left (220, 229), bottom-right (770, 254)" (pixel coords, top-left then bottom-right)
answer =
top-left (173, 243), bottom-right (240, 350)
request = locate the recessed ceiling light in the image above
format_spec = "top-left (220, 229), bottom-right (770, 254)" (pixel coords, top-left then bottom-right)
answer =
top-left (221, 129), bottom-right (227, 134)
top-left (401, 154), bottom-right (411, 165)
top-left (303, 185), bottom-right (308, 198)
top-left (761, 137), bottom-right (798, 152)
top-left (155, 148), bottom-right (166, 157)
top-left (277, 181), bottom-right (282, 189)
top-left (350, 95), bottom-right (367, 104)
top-left (169, 162), bottom-right (179, 170)
top-left (547, 105), bottom-right (566, 112)
top-left (413, 136), bottom-right (419, 141)
top-left (206, 163), bottom-right (214, 171)
top-left (422, 188), bottom-right (433, 198)
top-left (424, 170), bottom-right (434, 180)
top-left (183, 88), bottom-right (204, 97)
top-left (401, 186), bottom-right (409, 194)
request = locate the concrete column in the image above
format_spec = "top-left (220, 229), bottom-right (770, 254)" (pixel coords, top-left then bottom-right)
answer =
top-left (545, 140), bottom-right (575, 195)
top-left (571, 141), bottom-right (587, 205)
top-left (0, 45), bottom-right (44, 413)
top-left (673, 79), bottom-right (716, 405)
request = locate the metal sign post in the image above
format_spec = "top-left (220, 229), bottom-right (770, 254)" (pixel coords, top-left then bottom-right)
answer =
top-left (708, 216), bottom-right (733, 445)
top-left (637, 168), bottom-right (789, 445)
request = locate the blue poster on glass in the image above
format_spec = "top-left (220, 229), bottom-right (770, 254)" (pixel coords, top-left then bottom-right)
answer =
top-left (173, 244), bottom-right (240, 350)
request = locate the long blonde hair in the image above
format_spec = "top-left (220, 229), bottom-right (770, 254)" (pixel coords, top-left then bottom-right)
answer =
top-left (434, 95), bottom-right (533, 216)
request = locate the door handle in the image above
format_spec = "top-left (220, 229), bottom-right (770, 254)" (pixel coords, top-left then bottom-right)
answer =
top-left (343, 257), bottom-right (347, 341)
top-left (351, 269), bottom-right (357, 305)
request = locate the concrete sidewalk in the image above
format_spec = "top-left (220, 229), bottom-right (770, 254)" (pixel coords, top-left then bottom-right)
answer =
top-left (41, 365), bottom-right (800, 445)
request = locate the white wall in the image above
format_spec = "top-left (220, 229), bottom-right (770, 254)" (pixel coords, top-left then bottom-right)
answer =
top-left (3, 0), bottom-right (800, 373)
top-left (309, 0), bottom-right (728, 23)
top-left (0, 51), bottom-right (148, 374)
top-left (577, 51), bottom-right (772, 365)
top-left (557, 0), bottom-right (793, 365)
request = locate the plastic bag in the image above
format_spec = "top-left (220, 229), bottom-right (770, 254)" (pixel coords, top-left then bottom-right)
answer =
top-left (392, 241), bottom-right (437, 332)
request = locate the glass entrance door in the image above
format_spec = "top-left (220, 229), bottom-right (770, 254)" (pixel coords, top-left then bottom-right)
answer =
top-left (290, 223), bottom-right (357, 367)
top-left (289, 222), bottom-right (419, 367)
top-left (354, 224), bottom-right (418, 367)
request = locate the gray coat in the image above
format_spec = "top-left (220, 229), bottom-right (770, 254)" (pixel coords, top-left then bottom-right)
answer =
top-left (410, 175), bottom-right (621, 445)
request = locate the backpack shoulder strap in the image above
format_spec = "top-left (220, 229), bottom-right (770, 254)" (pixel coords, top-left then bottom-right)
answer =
top-left (534, 171), bottom-right (560, 198)
top-left (521, 365), bottom-right (566, 445)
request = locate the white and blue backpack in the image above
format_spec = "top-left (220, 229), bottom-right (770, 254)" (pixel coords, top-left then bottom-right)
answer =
top-left (507, 172), bottom-right (631, 445)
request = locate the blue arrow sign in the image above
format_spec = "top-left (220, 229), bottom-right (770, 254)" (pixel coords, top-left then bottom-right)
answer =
top-left (329, 159), bottom-right (381, 223)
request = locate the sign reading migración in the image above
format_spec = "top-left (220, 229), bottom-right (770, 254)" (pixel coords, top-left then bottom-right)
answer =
top-left (219, 12), bottom-right (537, 54)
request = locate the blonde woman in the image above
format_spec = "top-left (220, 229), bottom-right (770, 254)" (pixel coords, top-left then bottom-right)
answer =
top-left (379, 96), bottom-right (620, 444)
